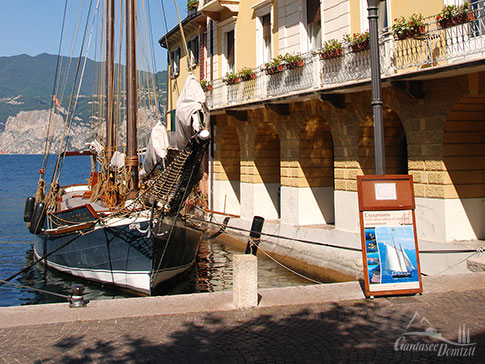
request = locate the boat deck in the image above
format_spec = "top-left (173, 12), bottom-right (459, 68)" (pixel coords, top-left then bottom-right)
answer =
top-left (60, 186), bottom-right (108, 213)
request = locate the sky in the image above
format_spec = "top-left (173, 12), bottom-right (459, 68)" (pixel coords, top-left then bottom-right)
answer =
top-left (0, 0), bottom-right (188, 71)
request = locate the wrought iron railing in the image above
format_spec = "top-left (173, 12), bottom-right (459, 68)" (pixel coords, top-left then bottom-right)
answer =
top-left (206, 1), bottom-right (485, 110)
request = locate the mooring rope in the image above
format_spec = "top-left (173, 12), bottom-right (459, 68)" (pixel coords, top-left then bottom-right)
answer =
top-left (0, 229), bottom-right (92, 288)
top-left (247, 239), bottom-right (325, 284)
top-left (194, 217), bottom-right (485, 255)
top-left (0, 279), bottom-right (70, 300)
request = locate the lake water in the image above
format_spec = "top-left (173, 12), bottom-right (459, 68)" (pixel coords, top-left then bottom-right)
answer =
top-left (0, 155), bottom-right (309, 307)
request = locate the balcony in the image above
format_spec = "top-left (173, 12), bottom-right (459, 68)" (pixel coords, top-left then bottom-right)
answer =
top-left (205, 3), bottom-right (485, 111)
top-left (199, 0), bottom-right (239, 21)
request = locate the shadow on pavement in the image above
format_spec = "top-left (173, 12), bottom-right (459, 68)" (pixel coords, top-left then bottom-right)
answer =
top-left (28, 291), bottom-right (485, 363)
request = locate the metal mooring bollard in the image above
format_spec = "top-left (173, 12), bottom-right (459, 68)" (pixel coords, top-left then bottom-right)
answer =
top-left (245, 216), bottom-right (264, 255)
top-left (69, 284), bottom-right (89, 308)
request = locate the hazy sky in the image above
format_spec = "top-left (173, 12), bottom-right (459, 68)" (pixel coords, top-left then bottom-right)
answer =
top-left (0, 0), bottom-right (188, 70)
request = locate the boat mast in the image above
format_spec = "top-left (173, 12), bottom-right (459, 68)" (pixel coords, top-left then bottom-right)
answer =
top-left (105, 0), bottom-right (115, 163)
top-left (125, 0), bottom-right (139, 198)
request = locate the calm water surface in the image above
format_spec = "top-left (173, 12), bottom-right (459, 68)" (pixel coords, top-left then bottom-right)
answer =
top-left (0, 155), bottom-right (309, 307)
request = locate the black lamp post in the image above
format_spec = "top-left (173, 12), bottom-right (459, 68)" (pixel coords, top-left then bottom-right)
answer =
top-left (367, 0), bottom-right (386, 175)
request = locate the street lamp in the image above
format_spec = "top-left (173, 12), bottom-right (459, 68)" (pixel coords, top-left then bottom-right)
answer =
top-left (367, 0), bottom-right (386, 175)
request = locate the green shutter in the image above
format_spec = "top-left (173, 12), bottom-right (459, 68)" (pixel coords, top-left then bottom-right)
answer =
top-left (170, 110), bottom-right (176, 131)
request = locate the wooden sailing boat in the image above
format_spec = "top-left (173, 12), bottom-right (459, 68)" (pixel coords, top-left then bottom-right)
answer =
top-left (23, 0), bottom-right (210, 295)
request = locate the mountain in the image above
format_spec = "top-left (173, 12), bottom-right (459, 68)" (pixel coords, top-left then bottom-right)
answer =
top-left (0, 53), bottom-right (167, 130)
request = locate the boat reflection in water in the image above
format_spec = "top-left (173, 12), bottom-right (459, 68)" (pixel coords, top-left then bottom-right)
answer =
top-left (15, 239), bottom-right (311, 305)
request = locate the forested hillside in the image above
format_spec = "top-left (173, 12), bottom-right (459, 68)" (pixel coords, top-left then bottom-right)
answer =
top-left (0, 53), bottom-right (167, 130)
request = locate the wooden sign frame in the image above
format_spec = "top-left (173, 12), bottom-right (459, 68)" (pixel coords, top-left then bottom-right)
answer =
top-left (357, 175), bottom-right (423, 297)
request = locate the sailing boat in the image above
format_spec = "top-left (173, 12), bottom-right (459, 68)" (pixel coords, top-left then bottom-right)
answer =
top-left (382, 238), bottom-right (415, 279)
top-left (22, 0), bottom-right (210, 295)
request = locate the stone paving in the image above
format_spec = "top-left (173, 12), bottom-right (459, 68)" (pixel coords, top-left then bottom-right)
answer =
top-left (1, 289), bottom-right (484, 363)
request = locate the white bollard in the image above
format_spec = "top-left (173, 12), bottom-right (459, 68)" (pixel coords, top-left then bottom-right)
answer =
top-left (233, 254), bottom-right (258, 308)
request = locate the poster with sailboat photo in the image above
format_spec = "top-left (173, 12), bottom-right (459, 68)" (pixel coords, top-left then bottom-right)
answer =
top-left (365, 224), bottom-right (420, 292)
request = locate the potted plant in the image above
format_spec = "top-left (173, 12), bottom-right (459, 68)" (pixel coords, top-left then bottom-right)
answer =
top-left (223, 72), bottom-right (239, 85)
top-left (263, 55), bottom-right (285, 75)
top-left (344, 31), bottom-right (370, 52)
top-left (238, 67), bottom-right (256, 81)
top-left (200, 79), bottom-right (212, 91)
top-left (457, 2), bottom-right (474, 24)
top-left (283, 53), bottom-right (304, 69)
top-left (187, 0), bottom-right (199, 16)
top-left (392, 14), bottom-right (426, 40)
top-left (320, 39), bottom-right (343, 59)
top-left (436, 2), bottom-right (473, 29)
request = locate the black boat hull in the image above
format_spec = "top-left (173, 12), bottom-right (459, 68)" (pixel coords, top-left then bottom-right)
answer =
top-left (33, 216), bottom-right (202, 295)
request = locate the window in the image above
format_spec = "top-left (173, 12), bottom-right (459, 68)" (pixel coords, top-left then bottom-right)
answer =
top-left (170, 48), bottom-right (180, 78)
top-left (220, 18), bottom-right (236, 75)
top-left (378, 0), bottom-right (388, 30)
top-left (360, 0), bottom-right (388, 32)
top-left (253, 0), bottom-right (273, 66)
top-left (261, 13), bottom-right (272, 63)
top-left (307, 0), bottom-right (321, 50)
top-left (187, 36), bottom-right (199, 66)
top-left (226, 29), bottom-right (235, 72)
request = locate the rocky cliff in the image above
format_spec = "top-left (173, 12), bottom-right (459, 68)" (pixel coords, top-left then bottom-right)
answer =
top-left (0, 107), bottom-right (164, 154)
top-left (0, 109), bottom-right (92, 154)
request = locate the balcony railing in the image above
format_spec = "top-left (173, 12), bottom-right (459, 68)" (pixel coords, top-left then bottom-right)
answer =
top-left (205, 1), bottom-right (485, 110)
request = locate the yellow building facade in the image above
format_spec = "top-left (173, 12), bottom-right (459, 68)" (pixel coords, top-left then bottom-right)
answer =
top-left (163, 0), bottom-right (485, 278)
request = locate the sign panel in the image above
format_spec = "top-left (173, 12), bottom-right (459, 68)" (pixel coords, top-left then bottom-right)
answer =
top-left (358, 175), bottom-right (422, 297)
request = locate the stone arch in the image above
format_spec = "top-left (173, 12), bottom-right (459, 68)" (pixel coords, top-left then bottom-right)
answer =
top-left (214, 123), bottom-right (241, 215)
top-left (442, 94), bottom-right (485, 240)
top-left (297, 116), bottom-right (335, 224)
top-left (254, 120), bottom-right (281, 219)
top-left (359, 105), bottom-right (408, 175)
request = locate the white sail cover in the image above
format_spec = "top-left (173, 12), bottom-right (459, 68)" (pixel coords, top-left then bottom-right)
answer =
top-left (140, 121), bottom-right (170, 176)
top-left (110, 151), bottom-right (126, 169)
top-left (175, 73), bottom-right (208, 150)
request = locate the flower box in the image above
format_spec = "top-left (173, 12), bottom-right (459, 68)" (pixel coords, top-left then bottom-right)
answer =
top-left (395, 25), bottom-right (427, 40)
top-left (240, 73), bottom-right (256, 81)
top-left (264, 64), bottom-right (284, 75)
top-left (285, 59), bottom-right (304, 70)
top-left (350, 39), bottom-right (370, 52)
top-left (320, 48), bottom-right (343, 60)
top-left (224, 77), bottom-right (239, 85)
top-left (438, 12), bottom-right (474, 29)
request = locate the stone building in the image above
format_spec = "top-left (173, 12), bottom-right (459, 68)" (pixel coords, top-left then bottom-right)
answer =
top-left (162, 0), bottom-right (485, 278)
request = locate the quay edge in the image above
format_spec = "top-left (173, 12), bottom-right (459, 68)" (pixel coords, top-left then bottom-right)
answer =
top-left (1, 272), bottom-right (484, 329)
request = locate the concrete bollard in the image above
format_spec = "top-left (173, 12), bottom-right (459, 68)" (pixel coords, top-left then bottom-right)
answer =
top-left (233, 254), bottom-right (258, 309)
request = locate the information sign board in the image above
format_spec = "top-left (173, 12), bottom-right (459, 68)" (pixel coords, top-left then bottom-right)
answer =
top-left (357, 175), bottom-right (423, 297)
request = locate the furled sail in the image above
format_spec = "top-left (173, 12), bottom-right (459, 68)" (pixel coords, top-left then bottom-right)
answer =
top-left (141, 121), bottom-right (170, 176)
top-left (174, 73), bottom-right (208, 150)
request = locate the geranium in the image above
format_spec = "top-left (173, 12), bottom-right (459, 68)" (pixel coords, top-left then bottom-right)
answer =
top-left (343, 31), bottom-right (370, 45)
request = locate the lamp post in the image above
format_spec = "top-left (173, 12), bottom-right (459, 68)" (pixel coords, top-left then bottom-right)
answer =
top-left (367, 0), bottom-right (386, 175)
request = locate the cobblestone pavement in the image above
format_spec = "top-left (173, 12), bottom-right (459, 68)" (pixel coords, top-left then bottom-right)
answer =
top-left (1, 289), bottom-right (484, 363)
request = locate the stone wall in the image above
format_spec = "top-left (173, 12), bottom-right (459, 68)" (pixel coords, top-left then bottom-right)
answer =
top-left (211, 71), bottom-right (485, 241)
